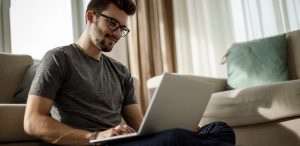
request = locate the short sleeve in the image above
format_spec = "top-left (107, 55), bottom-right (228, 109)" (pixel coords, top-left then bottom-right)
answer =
top-left (29, 49), bottom-right (67, 100)
top-left (122, 67), bottom-right (137, 105)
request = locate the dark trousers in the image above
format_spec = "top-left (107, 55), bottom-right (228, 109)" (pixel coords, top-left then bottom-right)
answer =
top-left (106, 121), bottom-right (235, 146)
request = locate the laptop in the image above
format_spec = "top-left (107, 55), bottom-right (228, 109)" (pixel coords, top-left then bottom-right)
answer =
top-left (90, 73), bottom-right (215, 144)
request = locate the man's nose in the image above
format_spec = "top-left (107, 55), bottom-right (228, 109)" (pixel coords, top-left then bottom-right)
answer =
top-left (111, 27), bottom-right (122, 38)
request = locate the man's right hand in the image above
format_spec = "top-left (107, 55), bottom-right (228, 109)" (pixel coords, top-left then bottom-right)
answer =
top-left (97, 124), bottom-right (136, 139)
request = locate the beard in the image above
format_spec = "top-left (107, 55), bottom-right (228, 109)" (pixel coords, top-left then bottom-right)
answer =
top-left (94, 24), bottom-right (117, 52)
top-left (96, 35), bottom-right (113, 52)
top-left (95, 39), bottom-right (108, 52)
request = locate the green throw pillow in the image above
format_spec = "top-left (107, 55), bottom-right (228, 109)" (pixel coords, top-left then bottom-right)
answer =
top-left (227, 34), bottom-right (289, 89)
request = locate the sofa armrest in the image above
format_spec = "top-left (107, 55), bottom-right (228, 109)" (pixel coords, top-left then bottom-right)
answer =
top-left (147, 74), bottom-right (227, 100)
top-left (0, 104), bottom-right (37, 142)
top-left (200, 79), bottom-right (300, 127)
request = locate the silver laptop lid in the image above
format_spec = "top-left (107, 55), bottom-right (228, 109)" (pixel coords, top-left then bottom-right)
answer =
top-left (90, 73), bottom-right (214, 144)
top-left (138, 73), bottom-right (215, 135)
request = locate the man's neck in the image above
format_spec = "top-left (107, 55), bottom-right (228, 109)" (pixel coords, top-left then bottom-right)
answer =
top-left (76, 32), bottom-right (102, 61)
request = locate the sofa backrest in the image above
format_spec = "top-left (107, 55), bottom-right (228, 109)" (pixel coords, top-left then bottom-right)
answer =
top-left (0, 53), bottom-right (33, 103)
top-left (286, 29), bottom-right (300, 80)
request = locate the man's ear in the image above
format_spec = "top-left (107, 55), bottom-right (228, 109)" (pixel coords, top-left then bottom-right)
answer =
top-left (86, 11), bottom-right (94, 23)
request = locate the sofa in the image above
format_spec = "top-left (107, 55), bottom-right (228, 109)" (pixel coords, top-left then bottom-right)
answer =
top-left (0, 53), bottom-right (140, 145)
top-left (0, 53), bottom-right (42, 145)
top-left (1, 30), bottom-right (300, 146)
top-left (147, 29), bottom-right (300, 146)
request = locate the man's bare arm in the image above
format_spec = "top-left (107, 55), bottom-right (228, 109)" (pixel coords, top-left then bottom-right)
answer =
top-left (24, 95), bottom-right (138, 145)
top-left (24, 95), bottom-right (94, 145)
top-left (121, 104), bottom-right (143, 131)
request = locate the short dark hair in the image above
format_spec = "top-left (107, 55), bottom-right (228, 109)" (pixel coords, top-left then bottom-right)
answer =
top-left (86, 0), bottom-right (136, 15)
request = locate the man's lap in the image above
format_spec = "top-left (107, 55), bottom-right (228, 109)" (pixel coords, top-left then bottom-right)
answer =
top-left (105, 121), bottom-right (235, 146)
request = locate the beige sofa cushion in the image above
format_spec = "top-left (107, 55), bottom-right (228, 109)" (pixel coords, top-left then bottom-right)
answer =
top-left (286, 29), bottom-right (300, 80)
top-left (0, 104), bottom-right (37, 142)
top-left (200, 79), bottom-right (300, 126)
top-left (234, 117), bottom-right (300, 146)
top-left (0, 53), bottom-right (33, 103)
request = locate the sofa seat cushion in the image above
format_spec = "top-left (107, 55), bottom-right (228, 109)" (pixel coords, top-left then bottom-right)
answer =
top-left (200, 79), bottom-right (300, 126)
top-left (0, 104), bottom-right (37, 142)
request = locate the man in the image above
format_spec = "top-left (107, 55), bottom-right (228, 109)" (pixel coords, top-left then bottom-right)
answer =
top-left (24, 0), bottom-right (235, 145)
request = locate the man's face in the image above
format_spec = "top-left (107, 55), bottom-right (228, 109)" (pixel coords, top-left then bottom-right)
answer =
top-left (91, 3), bottom-right (129, 52)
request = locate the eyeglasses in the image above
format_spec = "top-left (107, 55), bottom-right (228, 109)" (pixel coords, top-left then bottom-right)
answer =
top-left (93, 12), bottom-right (130, 37)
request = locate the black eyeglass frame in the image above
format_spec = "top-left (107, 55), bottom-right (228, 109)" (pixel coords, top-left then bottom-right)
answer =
top-left (93, 12), bottom-right (130, 37)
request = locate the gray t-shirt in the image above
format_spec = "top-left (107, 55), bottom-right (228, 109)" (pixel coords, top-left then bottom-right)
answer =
top-left (29, 44), bottom-right (137, 131)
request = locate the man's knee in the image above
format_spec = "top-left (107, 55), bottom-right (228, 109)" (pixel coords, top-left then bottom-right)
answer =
top-left (200, 121), bottom-right (233, 134)
top-left (200, 121), bottom-right (235, 144)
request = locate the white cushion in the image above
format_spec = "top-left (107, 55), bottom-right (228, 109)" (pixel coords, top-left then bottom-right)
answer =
top-left (200, 79), bottom-right (300, 126)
